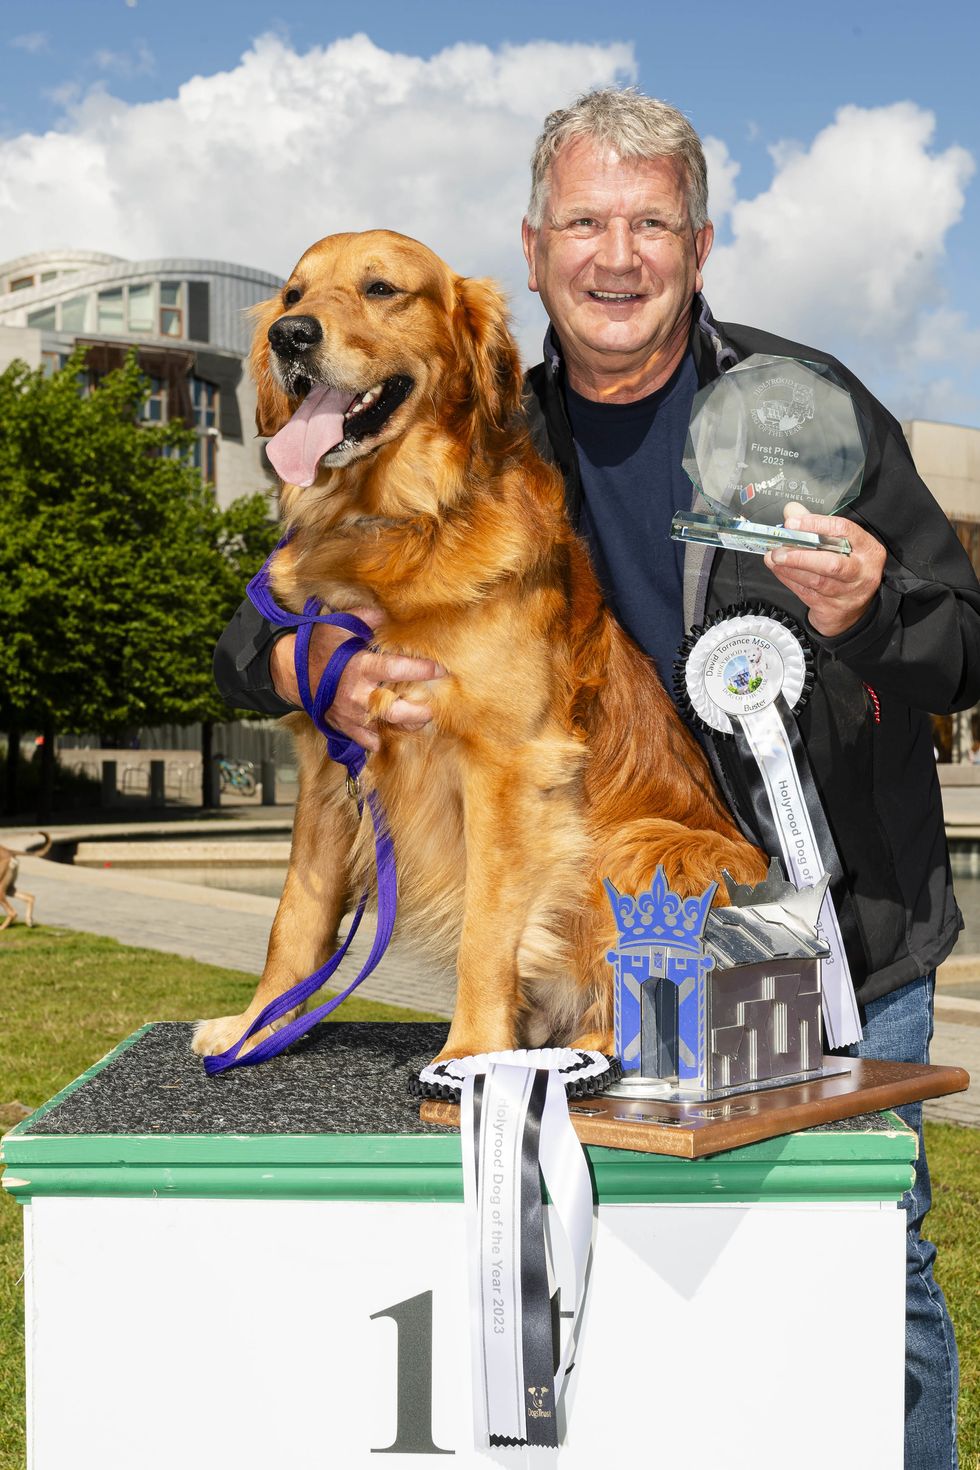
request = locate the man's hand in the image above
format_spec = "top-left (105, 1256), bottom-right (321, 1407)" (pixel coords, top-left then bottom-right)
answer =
top-left (763, 501), bottom-right (887, 638)
top-left (269, 607), bottom-right (446, 752)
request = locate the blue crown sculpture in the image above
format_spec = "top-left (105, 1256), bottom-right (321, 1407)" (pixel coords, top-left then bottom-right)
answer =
top-left (603, 867), bottom-right (716, 952)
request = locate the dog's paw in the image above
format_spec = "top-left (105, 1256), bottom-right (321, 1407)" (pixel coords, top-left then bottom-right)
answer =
top-left (191, 1014), bottom-right (252, 1058)
top-left (430, 1029), bottom-right (517, 1066)
top-left (569, 1029), bottom-right (614, 1054)
top-left (191, 1005), bottom-right (304, 1058)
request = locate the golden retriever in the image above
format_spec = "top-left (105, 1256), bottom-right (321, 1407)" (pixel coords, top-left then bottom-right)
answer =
top-left (193, 230), bottom-right (766, 1065)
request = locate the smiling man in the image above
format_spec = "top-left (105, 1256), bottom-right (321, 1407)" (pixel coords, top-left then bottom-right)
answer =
top-left (521, 141), bottom-right (711, 401)
top-left (214, 89), bottom-right (979, 1467)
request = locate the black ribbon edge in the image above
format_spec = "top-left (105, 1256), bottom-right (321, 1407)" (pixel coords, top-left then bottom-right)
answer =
top-left (519, 1070), bottom-right (558, 1448)
top-left (409, 1053), bottom-right (622, 1102)
top-left (672, 600), bottom-right (816, 741)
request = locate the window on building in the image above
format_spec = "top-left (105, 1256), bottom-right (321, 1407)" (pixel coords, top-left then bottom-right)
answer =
top-left (40, 270), bottom-right (58, 283)
top-left (27, 305), bottom-right (57, 330)
top-left (97, 288), bottom-right (125, 333)
top-left (128, 284), bottom-right (154, 333)
top-left (61, 296), bottom-right (88, 332)
top-left (191, 376), bottom-right (218, 482)
top-left (160, 282), bottom-right (183, 337)
top-left (9, 275), bottom-right (34, 292)
top-left (187, 281), bottom-right (210, 343)
top-left (140, 376), bottom-right (167, 423)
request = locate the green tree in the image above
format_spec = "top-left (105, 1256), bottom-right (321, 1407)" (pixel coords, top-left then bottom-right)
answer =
top-left (0, 350), bottom-right (277, 815)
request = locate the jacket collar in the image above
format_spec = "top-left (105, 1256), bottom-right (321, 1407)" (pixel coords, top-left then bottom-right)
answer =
top-left (542, 294), bottom-right (741, 388)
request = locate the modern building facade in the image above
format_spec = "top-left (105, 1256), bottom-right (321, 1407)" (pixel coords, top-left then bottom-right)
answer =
top-left (901, 418), bottom-right (980, 562)
top-left (0, 248), bottom-right (283, 508)
top-left (898, 418), bottom-right (980, 763)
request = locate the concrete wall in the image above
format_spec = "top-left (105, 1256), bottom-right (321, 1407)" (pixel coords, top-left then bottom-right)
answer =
top-left (216, 372), bottom-right (277, 508)
top-left (0, 323), bottom-right (41, 371)
top-left (901, 419), bottom-right (980, 522)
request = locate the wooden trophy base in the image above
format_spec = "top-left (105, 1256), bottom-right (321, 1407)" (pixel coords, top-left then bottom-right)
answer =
top-left (419, 1056), bottom-right (970, 1158)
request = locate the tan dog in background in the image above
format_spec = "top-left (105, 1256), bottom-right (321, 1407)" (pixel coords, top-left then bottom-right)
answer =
top-left (193, 230), bottom-right (765, 1064)
top-left (0, 832), bottom-right (51, 931)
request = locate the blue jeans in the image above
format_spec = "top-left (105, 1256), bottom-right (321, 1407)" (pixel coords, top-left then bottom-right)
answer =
top-left (840, 974), bottom-right (960, 1468)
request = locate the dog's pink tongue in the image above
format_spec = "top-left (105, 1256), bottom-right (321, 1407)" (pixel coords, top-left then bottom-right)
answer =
top-left (265, 385), bottom-right (351, 487)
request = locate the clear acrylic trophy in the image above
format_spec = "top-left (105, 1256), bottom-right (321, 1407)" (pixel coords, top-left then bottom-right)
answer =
top-left (671, 354), bottom-right (868, 557)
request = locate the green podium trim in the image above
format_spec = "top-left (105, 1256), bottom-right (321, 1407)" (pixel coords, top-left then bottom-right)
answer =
top-left (2, 1027), bottom-right (916, 1206)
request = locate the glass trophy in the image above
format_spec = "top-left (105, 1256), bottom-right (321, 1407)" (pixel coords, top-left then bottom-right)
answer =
top-left (671, 354), bottom-right (868, 557)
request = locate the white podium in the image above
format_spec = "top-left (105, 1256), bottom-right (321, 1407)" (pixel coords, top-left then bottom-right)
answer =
top-left (2, 1022), bottom-right (915, 1470)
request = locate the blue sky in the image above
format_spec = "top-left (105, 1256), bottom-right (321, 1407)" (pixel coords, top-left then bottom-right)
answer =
top-left (3, 0), bottom-right (979, 424)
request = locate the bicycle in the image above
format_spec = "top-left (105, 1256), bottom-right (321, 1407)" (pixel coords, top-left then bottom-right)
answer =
top-left (217, 756), bottom-right (257, 797)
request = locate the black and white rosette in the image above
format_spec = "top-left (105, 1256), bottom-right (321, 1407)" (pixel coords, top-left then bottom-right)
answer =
top-left (675, 605), bottom-right (862, 1049)
top-left (415, 1049), bottom-right (616, 1449)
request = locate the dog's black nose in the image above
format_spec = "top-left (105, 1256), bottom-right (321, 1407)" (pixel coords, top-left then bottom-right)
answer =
top-left (268, 314), bottom-right (323, 359)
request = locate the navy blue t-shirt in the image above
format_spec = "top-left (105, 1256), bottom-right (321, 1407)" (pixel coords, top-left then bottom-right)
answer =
top-left (565, 351), bottom-right (698, 691)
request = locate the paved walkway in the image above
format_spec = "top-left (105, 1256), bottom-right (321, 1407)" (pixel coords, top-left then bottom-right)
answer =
top-left (8, 851), bottom-right (458, 1019)
top-left (6, 828), bottom-right (977, 1128)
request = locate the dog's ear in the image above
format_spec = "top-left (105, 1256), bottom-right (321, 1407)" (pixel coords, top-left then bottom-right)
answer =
top-left (248, 297), bottom-right (293, 437)
top-left (451, 275), bottom-right (524, 430)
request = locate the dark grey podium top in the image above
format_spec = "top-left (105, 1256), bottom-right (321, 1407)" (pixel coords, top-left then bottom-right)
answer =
top-left (26, 1022), bottom-right (452, 1137)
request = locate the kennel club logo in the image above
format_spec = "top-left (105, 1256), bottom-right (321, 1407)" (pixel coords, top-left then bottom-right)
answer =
top-left (739, 471), bottom-right (808, 506)
top-left (751, 375), bottom-right (816, 437)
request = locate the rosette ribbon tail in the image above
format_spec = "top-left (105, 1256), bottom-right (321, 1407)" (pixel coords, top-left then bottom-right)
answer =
top-left (459, 1061), bottom-right (595, 1449)
top-left (732, 694), bottom-right (863, 1049)
top-left (675, 605), bottom-right (863, 1050)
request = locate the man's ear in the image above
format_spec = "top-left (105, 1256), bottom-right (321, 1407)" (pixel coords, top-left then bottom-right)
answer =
top-left (694, 220), bottom-right (714, 295)
top-left (451, 275), bottom-right (524, 430)
top-left (522, 217), bottom-right (540, 294)
top-left (248, 297), bottom-right (293, 437)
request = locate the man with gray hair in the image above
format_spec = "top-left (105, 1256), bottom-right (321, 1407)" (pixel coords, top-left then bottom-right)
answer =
top-left (215, 87), bottom-right (977, 1467)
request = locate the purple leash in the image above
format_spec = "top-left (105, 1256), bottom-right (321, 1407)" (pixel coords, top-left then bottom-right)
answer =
top-left (203, 542), bottom-right (398, 1074)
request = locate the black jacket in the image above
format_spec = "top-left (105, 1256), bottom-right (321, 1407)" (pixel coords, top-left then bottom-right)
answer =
top-left (214, 300), bottom-right (980, 1006)
top-left (524, 302), bottom-right (980, 1004)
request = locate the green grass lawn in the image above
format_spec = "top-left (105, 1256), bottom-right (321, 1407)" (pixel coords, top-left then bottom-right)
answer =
top-left (1, 925), bottom-right (978, 1466)
top-left (0, 925), bottom-right (444, 1469)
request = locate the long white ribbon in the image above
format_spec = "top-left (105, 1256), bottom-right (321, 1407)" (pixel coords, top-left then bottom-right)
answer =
top-left (738, 703), bottom-right (862, 1048)
top-left (460, 1060), bottom-right (594, 1448)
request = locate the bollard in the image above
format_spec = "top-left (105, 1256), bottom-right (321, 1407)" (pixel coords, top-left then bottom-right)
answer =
top-left (261, 759), bottom-right (277, 806)
top-left (202, 756), bottom-right (221, 810)
top-left (149, 760), bottom-right (166, 807)
top-left (101, 760), bottom-right (118, 808)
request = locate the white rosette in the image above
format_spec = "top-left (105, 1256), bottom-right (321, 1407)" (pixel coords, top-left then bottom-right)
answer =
top-left (676, 605), bottom-right (862, 1050)
top-left (683, 610), bottom-right (809, 736)
top-left (415, 1046), bottom-right (615, 1099)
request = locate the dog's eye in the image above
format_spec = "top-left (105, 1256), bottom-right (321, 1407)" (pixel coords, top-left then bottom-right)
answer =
top-left (365, 280), bottom-right (397, 298)
top-left (283, 287), bottom-right (303, 306)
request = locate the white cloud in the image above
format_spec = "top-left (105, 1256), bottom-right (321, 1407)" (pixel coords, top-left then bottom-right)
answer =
top-left (0, 32), bottom-right (634, 361)
top-left (703, 135), bottom-right (739, 226)
top-left (43, 79), bottom-right (81, 109)
top-left (704, 103), bottom-right (975, 394)
top-left (91, 41), bottom-right (155, 77)
top-left (10, 31), bottom-right (48, 53)
top-left (3, 49), bottom-right (975, 407)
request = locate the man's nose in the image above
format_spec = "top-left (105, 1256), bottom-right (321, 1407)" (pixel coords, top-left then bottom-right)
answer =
top-left (268, 314), bottom-right (323, 360)
top-left (594, 218), bottom-right (637, 274)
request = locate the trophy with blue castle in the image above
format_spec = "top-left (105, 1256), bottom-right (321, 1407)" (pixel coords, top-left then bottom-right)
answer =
top-left (604, 862), bottom-right (847, 1102)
